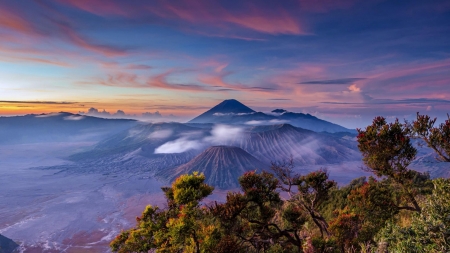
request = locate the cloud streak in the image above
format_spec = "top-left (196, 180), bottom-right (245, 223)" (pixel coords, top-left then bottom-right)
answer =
top-left (0, 8), bottom-right (34, 33)
top-left (0, 2), bottom-right (130, 57)
top-left (300, 78), bottom-right (366, 85)
top-left (60, 0), bottom-right (307, 35)
top-left (0, 101), bottom-right (77, 105)
top-left (322, 97), bottom-right (450, 105)
top-left (147, 71), bottom-right (209, 91)
top-left (154, 124), bottom-right (243, 153)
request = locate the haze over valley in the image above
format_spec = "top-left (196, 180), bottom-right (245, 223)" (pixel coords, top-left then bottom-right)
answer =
top-left (0, 99), bottom-right (446, 252)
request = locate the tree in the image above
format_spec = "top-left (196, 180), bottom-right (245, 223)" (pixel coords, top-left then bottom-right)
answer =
top-left (210, 171), bottom-right (306, 252)
top-left (271, 160), bottom-right (336, 238)
top-left (327, 177), bottom-right (402, 251)
top-left (319, 176), bottom-right (366, 221)
top-left (376, 178), bottom-right (450, 252)
top-left (329, 207), bottom-right (361, 251)
top-left (407, 112), bottom-right (450, 162)
top-left (336, 178), bottom-right (398, 249)
top-left (357, 117), bottom-right (422, 213)
top-left (110, 172), bottom-right (217, 253)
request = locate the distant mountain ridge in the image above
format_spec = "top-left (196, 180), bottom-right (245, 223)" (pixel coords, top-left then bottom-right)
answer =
top-left (188, 99), bottom-right (354, 133)
top-left (158, 146), bottom-right (267, 189)
top-left (0, 112), bottom-right (137, 144)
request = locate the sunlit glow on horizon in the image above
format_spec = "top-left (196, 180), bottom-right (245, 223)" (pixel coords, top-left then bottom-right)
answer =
top-left (0, 0), bottom-right (449, 128)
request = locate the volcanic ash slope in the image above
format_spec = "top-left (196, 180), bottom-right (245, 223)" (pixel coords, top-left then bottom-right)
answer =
top-left (158, 146), bottom-right (268, 189)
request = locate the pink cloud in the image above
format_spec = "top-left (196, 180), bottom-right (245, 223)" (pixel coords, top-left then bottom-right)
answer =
top-left (0, 3), bottom-right (128, 58)
top-left (147, 71), bottom-right (210, 92)
top-left (77, 71), bottom-right (144, 88)
top-left (369, 59), bottom-right (450, 81)
top-left (347, 84), bottom-right (361, 92)
top-left (102, 72), bottom-right (141, 87)
top-left (0, 9), bottom-right (34, 33)
top-left (100, 62), bottom-right (152, 70)
top-left (59, 0), bottom-right (306, 35)
top-left (57, 0), bottom-right (362, 37)
top-left (198, 71), bottom-right (281, 94)
top-left (56, 0), bottom-right (129, 17)
top-left (81, 69), bottom-right (210, 92)
top-left (53, 21), bottom-right (128, 57)
top-left (362, 59), bottom-right (450, 95)
top-left (297, 0), bottom-right (358, 12)
top-left (0, 54), bottom-right (71, 67)
top-left (150, 0), bottom-right (306, 35)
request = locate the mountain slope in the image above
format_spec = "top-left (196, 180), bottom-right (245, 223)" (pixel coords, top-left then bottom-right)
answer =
top-left (229, 124), bottom-right (360, 165)
top-left (188, 99), bottom-right (353, 133)
top-left (278, 112), bottom-right (352, 133)
top-left (158, 146), bottom-right (267, 189)
top-left (189, 99), bottom-right (255, 123)
top-left (0, 234), bottom-right (18, 253)
top-left (0, 112), bottom-right (136, 144)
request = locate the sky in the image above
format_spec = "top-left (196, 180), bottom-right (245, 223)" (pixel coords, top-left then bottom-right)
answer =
top-left (0, 0), bottom-right (449, 128)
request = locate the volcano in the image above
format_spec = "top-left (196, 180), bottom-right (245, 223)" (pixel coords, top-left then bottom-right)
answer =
top-left (158, 146), bottom-right (267, 189)
top-left (188, 99), bottom-right (353, 133)
top-left (188, 99), bottom-right (255, 123)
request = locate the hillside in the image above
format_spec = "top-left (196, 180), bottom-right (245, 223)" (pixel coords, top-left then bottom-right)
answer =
top-left (0, 234), bottom-right (18, 253)
top-left (158, 146), bottom-right (268, 189)
top-left (230, 124), bottom-right (360, 165)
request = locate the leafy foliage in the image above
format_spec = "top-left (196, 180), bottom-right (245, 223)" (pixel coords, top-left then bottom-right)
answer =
top-left (110, 172), bottom-right (218, 253)
top-left (329, 208), bottom-right (361, 251)
top-left (407, 112), bottom-right (450, 162)
top-left (357, 117), bottom-right (416, 180)
top-left (357, 117), bottom-right (423, 213)
top-left (377, 178), bottom-right (450, 252)
top-left (272, 159), bottom-right (336, 238)
top-left (211, 171), bottom-right (305, 252)
top-left (329, 177), bottom-right (397, 249)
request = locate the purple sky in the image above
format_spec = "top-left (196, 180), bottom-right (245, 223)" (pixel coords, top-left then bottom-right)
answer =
top-left (0, 0), bottom-right (449, 128)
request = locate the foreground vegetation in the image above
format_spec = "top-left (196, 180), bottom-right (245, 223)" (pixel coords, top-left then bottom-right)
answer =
top-left (110, 113), bottom-right (450, 252)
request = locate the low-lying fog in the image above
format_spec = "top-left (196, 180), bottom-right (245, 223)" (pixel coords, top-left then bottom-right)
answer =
top-left (0, 107), bottom-right (445, 252)
top-left (0, 142), bottom-right (169, 252)
top-left (0, 141), bottom-right (371, 252)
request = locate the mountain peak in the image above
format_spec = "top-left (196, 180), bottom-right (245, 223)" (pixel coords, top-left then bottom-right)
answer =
top-left (271, 109), bottom-right (288, 114)
top-left (188, 99), bottom-right (255, 123)
top-left (223, 99), bottom-right (239, 102)
top-left (211, 99), bottom-right (255, 114)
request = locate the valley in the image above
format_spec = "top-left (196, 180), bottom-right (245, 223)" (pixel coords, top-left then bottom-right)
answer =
top-left (0, 99), bottom-right (443, 252)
